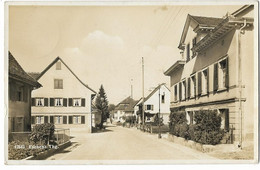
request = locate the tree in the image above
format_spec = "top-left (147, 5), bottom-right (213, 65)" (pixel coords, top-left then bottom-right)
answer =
top-left (95, 85), bottom-right (109, 129)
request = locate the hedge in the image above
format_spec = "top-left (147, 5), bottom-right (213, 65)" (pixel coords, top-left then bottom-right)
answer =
top-left (169, 110), bottom-right (224, 145)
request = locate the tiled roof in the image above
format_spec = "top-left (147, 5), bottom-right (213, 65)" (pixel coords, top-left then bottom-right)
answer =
top-left (115, 96), bottom-right (137, 112)
top-left (190, 15), bottom-right (224, 27)
top-left (28, 72), bottom-right (41, 80)
top-left (9, 52), bottom-right (41, 87)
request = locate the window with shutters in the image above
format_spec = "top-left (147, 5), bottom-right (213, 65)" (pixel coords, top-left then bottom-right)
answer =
top-left (202, 68), bottom-right (209, 95)
top-left (192, 37), bottom-right (197, 58)
top-left (174, 84), bottom-right (178, 102)
top-left (161, 93), bottom-right (165, 104)
top-left (36, 98), bottom-right (44, 106)
top-left (145, 105), bottom-right (153, 111)
top-left (73, 98), bottom-right (81, 106)
top-left (218, 58), bottom-right (228, 89)
top-left (54, 79), bottom-right (63, 89)
top-left (55, 98), bottom-right (63, 106)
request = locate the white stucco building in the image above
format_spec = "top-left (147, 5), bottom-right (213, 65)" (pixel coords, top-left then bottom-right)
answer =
top-left (30, 57), bottom-right (96, 133)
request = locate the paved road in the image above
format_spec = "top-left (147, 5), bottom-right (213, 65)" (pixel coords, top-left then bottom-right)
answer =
top-left (47, 125), bottom-right (217, 161)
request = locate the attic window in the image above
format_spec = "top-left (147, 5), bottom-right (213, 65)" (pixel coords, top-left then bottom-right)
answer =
top-left (56, 62), bottom-right (61, 70)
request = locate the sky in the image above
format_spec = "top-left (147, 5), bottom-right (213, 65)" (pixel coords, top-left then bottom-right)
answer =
top-left (8, 4), bottom-right (242, 104)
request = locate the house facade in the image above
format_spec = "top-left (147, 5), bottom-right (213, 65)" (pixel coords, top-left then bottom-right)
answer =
top-left (137, 83), bottom-right (171, 125)
top-left (113, 96), bottom-right (138, 122)
top-left (8, 52), bottom-right (41, 135)
top-left (164, 5), bottom-right (254, 146)
top-left (30, 57), bottom-right (96, 133)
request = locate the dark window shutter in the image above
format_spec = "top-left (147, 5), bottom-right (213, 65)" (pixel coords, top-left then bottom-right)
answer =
top-left (69, 116), bottom-right (73, 124)
top-left (214, 63), bottom-right (219, 91)
top-left (81, 98), bottom-right (85, 107)
top-left (186, 44), bottom-right (190, 61)
top-left (50, 98), bottom-right (54, 106)
top-left (24, 86), bottom-right (28, 102)
top-left (198, 72), bottom-right (202, 96)
top-left (44, 116), bottom-right (48, 123)
top-left (31, 116), bottom-right (35, 124)
top-left (183, 80), bottom-right (186, 100)
top-left (63, 116), bottom-right (67, 124)
top-left (194, 76), bottom-right (196, 97)
top-left (63, 98), bottom-right (67, 107)
top-left (225, 58), bottom-right (229, 88)
top-left (207, 68), bottom-right (209, 94)
top-left (81, 116), bottom-right (85, 124)
top-left (69, 98), bottom-right (73, 106)
top-left (179, 82), bottom-right (182, 101)
top-left (225, 109), bottom-right (229, 131)
top-left (32, 98), bottom-right (36, 106)
top-left (44, 98), bottom-right (49, 107)
top-left (50, 116), bottom-right (54, 123)
top-left (188, 78), bottom-right (191, 98)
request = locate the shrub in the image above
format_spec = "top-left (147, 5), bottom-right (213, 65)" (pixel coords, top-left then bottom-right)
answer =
top-left (169, 111), bottom-right (187, 136)
top-left (29, 123), bottom-right (55, 145)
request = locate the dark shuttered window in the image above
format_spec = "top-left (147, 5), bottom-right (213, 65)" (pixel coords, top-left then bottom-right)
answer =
top-left (214, 63), bottom-right (219, 92)
top-left (188, 78), bottom-right (191, 99)
top-left (225, 57), bottom-right (229, 88)
top-left (32, 98), bottom-right (36, 106)
top-left (69, 98), bottom-right (73, 106)
top-left (44, 116), bottom-right (48, 123)
top-left (50, 98), bottom-right (54, 106)
top-left (63, 98), bottom-right (67, 107)
top-left (206, 68), bottom-right (209, 94)
top-left (63, 116), bottom-right (67, 124)
top-left (81, 116), bottom-right (85, 124)
top-left (198, 72), bottom-right (202, 96)
top-left (179, 82), bottom-right (182, 101)
top-left (69, 116), bottom-right (73, 124)
top-left (50, 116), bottom-right (54, 123)
top-left (44, 98), bottom-right (49, 107)
top-left (81, 98), bottom-right (86, 107)
top-left (31, 116), bottom-right (35, 124)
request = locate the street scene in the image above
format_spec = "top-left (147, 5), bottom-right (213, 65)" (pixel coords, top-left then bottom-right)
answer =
top-left (6, 2), bottom-right (257, 164)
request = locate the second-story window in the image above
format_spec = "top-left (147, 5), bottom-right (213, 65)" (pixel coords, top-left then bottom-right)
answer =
top-left (202, 68), bottom-right (209, 94)
top-left (219, 58), bottom-right (228, 89)
top-left (192, 37), bottom-right (197, 58)
top-left (73, 98), bottom-right (81, 106)
top-left (36, 98), bottom-right (44, 106)
top-left (54, 79), bottom-right (63, 89)
top-left (55, 98), bottom-right (63, 106)
top-left (190, 75), bottom-right (196, 98)
top-left (182, 80), bottom-right (186, 100)
top-left (161, 93), bottom-right (165, 103)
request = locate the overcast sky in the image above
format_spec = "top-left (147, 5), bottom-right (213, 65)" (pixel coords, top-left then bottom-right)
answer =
top-left (9, 4), bottom-right (241, 104)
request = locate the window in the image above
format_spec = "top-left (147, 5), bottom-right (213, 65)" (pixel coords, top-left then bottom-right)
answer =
top-left (73, 98), bottom-right (81, 106)
top-left (186, 43), bottom-right (190, 62)
top-left (181, 80), bottom-right (186, 100)
top-left (190, 76), bottom-right (196, 98)
top-left (174, 85), bottom-right (178, 101)
top-left (17, 86), bottom-right (24, 101)
top-left (219, 59), bottom-right (227, 89)
top-left (186, 111), bottom-right (194, 125)
top-left (36, 98), bottom-right (44, 106)
top-left (161, 93), bottom-right (165, 103)
top-left (192, 37), bottom-right (197, 57)
top-left (145, 105), bottom-right (154, 111)
top-left (36, 116), bottom-right (44, 124)
top-left (55, 116), bottom-right (63, 124)
top-left (219, 109), bottom-right (229, 131)
top-left (54, 79), bottom-right (63, 89)
top-left (56, 62), bottom-right (61, 70)
top-left (55, 98), bottom-right (63, 106)
top-left (202, 68), bottom-right (209, 94)
top-left (73, 116), bottom-right (81, 124)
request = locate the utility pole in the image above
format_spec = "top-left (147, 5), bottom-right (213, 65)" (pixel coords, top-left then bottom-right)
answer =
top-left (158, 84), bottom-right (161, 139)
top-left (131, 79), bottom-right (133, 99)
top-left (142, 57), bottom-right (145, 131)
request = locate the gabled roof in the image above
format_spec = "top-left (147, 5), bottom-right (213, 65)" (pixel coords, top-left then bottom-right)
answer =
top-left (178, 14), bottom-right (224, 49)
top-left (143, 83), bottom-right (170, 103)
top-left (28, 72), bottom-right (41, 80)
top-left (115, 96), bottom-right (137, 112)
top-left (9, 52), bottom-right (41, 88)
top-left (36, 56), bottom-right (96, 94)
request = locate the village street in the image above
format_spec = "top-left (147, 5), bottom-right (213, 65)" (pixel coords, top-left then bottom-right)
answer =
top-left (46, 125), bottom-right (217, 161)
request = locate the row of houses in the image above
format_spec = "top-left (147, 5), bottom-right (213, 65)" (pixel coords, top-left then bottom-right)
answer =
top-left (8, 53), bottom-right (97, 139)
top-left (112, 5), bottom-right (255, 146)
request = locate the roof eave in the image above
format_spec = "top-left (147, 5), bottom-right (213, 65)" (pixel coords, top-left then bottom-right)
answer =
top-left (164, 60), bottom-right (186, 76)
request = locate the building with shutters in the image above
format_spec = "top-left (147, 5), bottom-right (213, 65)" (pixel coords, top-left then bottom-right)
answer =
top-left (8, 52), bottom-right (42, 135)
top-left (29, 57), bottom-right (96, 133)
top-left (164, 5), bottom-right (255, 146)
top-left (136, 83), bottom-right (171, 125)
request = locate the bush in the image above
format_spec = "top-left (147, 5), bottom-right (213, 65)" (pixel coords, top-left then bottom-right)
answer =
top-left (29, 123), bottom-right (55, 145)
top-left (169, 111), bottom-right (187, 136)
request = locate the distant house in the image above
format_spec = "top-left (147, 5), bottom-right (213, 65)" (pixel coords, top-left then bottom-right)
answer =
top-left (8, 52), bottom-right (41, 135)
top-left (113, 96), bottom-right (138, 122)
top-left (164, 5), bottom-right (254, 145)
top-left (30, 57), bottom-right (96, 133)
top-left (137, 83), bottom-right (171, 125)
